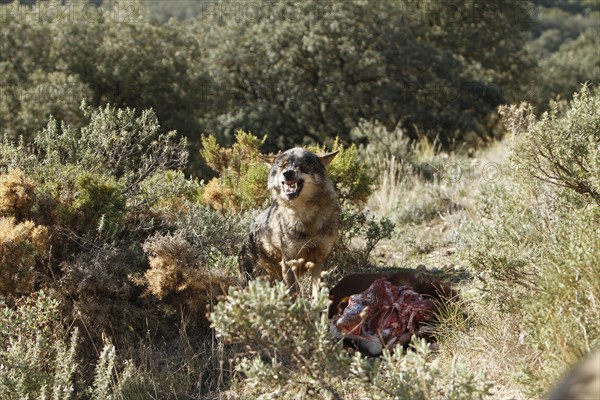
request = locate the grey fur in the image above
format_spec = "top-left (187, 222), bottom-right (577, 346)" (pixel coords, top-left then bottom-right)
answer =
top-left (238, 147), bottom-right (340, 296)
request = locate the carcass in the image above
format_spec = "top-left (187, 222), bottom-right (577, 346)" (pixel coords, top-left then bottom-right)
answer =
top-left (329, 269), bottom-right (454, 356)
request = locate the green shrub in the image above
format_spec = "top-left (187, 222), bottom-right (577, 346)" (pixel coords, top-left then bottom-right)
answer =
top-left (211, 279), bottom-right (492, 399)
top-left (466, 86), bottom-right (600, 396)
top-left (1, 104), bottom-right (188, 238)
top-left (172, 202), bottom-right (254, 266)
top-left (329, 207), bottom-right (395, 268)
top-left (0, 291), bottom-right (151, 400)
top-left (0, 292), bottom-right (78, 400)
top-left (356, 120), bottom-right (454, 182)
top-left (501, 85), bottom-right (600, 201)
top-left (200, 131), bottom-right (269, 212)
top-left (33, 104), bottom-right (188, 188)
top-left (309, 137), bottom-right (372, 206)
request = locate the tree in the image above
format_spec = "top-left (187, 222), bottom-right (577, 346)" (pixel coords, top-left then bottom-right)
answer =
top-left (199, 0), bottom-right (532, 150)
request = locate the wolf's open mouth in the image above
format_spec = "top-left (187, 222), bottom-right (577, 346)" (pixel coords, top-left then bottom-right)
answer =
top-left (282, 179), bottom-right (304, 198)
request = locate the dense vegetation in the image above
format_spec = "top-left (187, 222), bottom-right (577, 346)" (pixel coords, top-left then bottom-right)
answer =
top-left (0, 0), bottom-right (598, 399)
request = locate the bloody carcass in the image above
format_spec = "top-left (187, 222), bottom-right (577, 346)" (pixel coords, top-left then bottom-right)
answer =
top-left (329, 269), bottom-right (454, 356)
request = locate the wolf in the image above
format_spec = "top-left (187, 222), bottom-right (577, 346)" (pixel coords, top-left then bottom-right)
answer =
top-left (238, 147), bottom-right (340, 297)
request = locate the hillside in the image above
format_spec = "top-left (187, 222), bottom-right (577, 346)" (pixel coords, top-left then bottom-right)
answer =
top-left (0, 1), bottom-right (598, 399)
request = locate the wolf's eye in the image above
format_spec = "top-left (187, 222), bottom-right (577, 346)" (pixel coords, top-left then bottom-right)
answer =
top-left (298, 163), bottom-right (309, 172)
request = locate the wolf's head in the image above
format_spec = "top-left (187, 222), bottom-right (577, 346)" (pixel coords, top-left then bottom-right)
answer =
top-left (263, 148), bottom-right (338, 201)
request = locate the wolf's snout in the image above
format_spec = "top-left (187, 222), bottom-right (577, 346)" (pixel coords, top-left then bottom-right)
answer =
top-left (283, 170), bottom-right (296, 181)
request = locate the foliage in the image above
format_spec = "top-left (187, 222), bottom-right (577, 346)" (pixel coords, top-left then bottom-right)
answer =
top-left (330, 207), bottom-right (395, 268)
top-left (140, 232), bottom-right (232, 315)
top-left (200, 131), bottom-right (269, 212)
top-left (356, 119), bottom-right (461, 182)
top-left (1, 0), bottom-right (538, 169)
top-left (309, 137), bottom-right (372, 206)
top-left (0, 216), bottom-right (49, 297)
top-left (211, 279), bottom-right (492, 399)
top-left (528, 2), bottom-right (599, 108)
top-left (0, 168), bottom-right (36, 220)
top-left (33, 104), bottom-right (188, 190)
top-left (502, 85), bottom-right (600, 201)
top-left (199, 0), bottom-right (528, 150)
top-left (0, 292), bottom-right (78, 400)
top-left (465, 87), bottom-right (600, 396)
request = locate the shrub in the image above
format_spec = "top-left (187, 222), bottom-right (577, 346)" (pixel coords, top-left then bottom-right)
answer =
top-left (329, 207), bottom-right (395, 268)
top-left (0, 217), bottom-right (49, 297)
top-left (200, 131), bottom-right (269, 212)
top-left (140, 232), bottom-right (234, 318)
top-left (465, 86), bottom-right (600, 396)
top-left (0, 292), bottom-right (78, 400)
top-left (211, 279), bottom-right (492, 399)
top-left (33, 104), bottom-right (188, 190)
top-left (143, 234), bottom-right (206, 306)
top-left (356, 120), bottom-right (461, 183)
top-left (501, 85), bottom-right (600, 201)
top-left (0, 291), bottom-right (145, 400)
top-left (72, 172), bottom-right (127, 236)
top-left (309, 137), bottom-right (372, 206)
top-left (138, 170), bottom-right (202, 213)
top-left (58, 245), bottom-right (150, 346)
top-left (0, 169), bottom-right (36, 220)
top-left (172, 202), bottom-right (254, 265)
top-left (0, 104), bottom-right (189, 240)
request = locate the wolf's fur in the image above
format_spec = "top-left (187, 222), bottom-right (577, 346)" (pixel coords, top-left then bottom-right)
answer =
top-left (546, 349), bottom-right (600, 400)
top-left (238, 147), bottom-right (340, 296)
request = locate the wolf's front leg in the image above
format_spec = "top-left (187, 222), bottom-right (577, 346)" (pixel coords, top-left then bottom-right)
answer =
top-left (306, 262), bottom-right (323, 300)
top-left (281, 259), bottom-right (299, 295)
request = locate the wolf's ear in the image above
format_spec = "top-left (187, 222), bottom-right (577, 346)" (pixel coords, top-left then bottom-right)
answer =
top-left (258, 153), bottom-right (279, 165)
top-left (318, 150), bottom-right (339, 168)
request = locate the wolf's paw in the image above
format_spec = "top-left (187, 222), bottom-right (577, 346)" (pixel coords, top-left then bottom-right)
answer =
top-left (286, 258), bottom-right (305, 273)
top-left (304, 261), bottom-right (316, 271)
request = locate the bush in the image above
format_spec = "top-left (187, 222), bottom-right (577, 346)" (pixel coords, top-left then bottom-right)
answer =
top-left (33, 104), bottom-right (188, 189)
top-left (329, 207), bottom-right (395, 268)
top-left (0, 217), bottom-right (49, 298)
top-left (141, 232), bottom-right (232, 315)
top-left (0, 169), bottom-right (36, 220)
top-left (200, 131), bottom-right (269, 212)
top-left (501, 85), bottom-right (600, 201)
top-left (0, 291), bottom-right (145, 400)
top-left (0, 104), bottom-right (188, 238)
top-left (211, 279), bottom-right (492, 399)
top-left (309, 137), bottom-right (372, 206)
top-left (0, 292), bottom-right (78, 400)
top-left (465, 86), bottom-right (600, 396)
